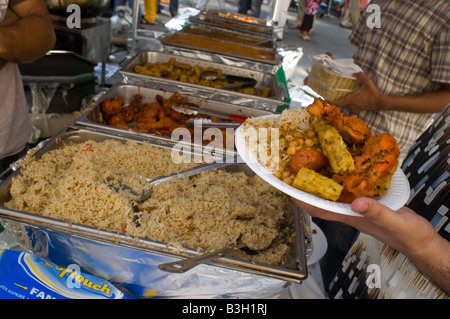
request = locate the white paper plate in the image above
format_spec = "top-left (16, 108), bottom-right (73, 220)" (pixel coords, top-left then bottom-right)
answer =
top-left (235, 116), bottom-right (410, 217)
top-left (307, 222), bottom-right (327, 265)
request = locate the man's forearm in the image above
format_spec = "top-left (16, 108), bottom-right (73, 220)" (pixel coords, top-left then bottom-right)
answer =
top-left (378, 87), bottom-right (450, 114)
top-left (407, 233), bottom-right (450, 295)
top-left (0, 13), bottom-right (55, 63)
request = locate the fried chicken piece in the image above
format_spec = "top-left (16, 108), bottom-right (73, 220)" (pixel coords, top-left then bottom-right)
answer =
top-left (108, 113), bottom-right (128, 129)
top-left (308, 98), bottom-right (371, 145)
top-left (101, 96), bottom-right (124, 118)
top-left (334, 132), bottom-right (400, 201)
top-left (137, 116), bottom-right (176, 132)
top-left (136, 101), bottom-right (164, 123)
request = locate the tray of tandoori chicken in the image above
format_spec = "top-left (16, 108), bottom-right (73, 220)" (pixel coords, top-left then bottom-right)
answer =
top-left (76, 84), bottom-right (274, 154)
top-left (235, 98), bottom-right (410, 216)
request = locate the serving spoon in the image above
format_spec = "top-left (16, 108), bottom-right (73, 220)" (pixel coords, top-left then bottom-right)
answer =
top-left (158, 224), bottom-right (293, 273)
top-left (199, 70), bottom-right (257, 90)
top-left (158, 234), bottom-right (258, 273)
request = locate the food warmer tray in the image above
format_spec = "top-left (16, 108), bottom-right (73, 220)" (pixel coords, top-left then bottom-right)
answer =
top-left (189, 11), bottom-right (274, 37)
top-left (76, 83), bottom-right (275, 154)
top-left (0, 126), bottom-right (308, 284)
top-left (160, 26), bottom-right (281, 65)
top-left (177, 24), bottom-right (275, 49)
top-left (120, 51), bottom-right (287, 105)
top-left (198, 9), bottom-right (272, 26)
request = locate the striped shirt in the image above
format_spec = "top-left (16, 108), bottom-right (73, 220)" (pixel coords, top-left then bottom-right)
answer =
top-left (328, 104), bottom-right (450, 299)
top-left (349, 0), bottom-right (450, 163)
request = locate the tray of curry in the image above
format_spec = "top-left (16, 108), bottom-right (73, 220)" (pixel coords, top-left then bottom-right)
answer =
top-left (160, 25), bottom-right (280, 65)
top-left (120, 51), bottom-right (287, 106)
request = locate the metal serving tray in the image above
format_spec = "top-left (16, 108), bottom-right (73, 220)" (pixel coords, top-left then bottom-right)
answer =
top-left (189, 11), bottom-right (274, 37)
top-left (76, 83), bottom-right (274, 153)
top-left (180, 24), bottom-right (275, 49)
top-left (160, 26), bottom-right (280, 65)
top-left (120, 51), bottom-right (287, 104)
top-left (198, 9), bottom-right (273, 27)
top-left (0, 127), bottom-right (308, 285)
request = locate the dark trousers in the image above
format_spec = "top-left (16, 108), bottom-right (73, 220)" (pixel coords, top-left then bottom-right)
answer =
top-left (300, 14), bottom-right (315, 31)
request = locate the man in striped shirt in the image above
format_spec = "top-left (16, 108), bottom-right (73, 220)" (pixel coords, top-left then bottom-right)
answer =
top-left (334, 0), bottom-right (450, 163)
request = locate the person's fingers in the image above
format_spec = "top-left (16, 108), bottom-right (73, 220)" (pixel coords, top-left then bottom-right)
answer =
top-left (351, 197), bottom-right (395, 227)
top-left (352, 72), bottom-right (369, 84)
top-left (332, 90), bottom-right (356, 107)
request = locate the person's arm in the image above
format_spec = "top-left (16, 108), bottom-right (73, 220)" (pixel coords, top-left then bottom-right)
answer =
top-left (333, 72), bottom-right (450, 114)
top-left (294, 197), bottom-right (450, 294)
top-left (0, 0), bottom-right (56, 64)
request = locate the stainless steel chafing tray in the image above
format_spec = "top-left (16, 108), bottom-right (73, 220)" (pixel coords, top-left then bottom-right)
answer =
top-left (189, 11), bottom-right (274, 37)
top-left (120, 51), bottom-right (287, 105)
top-left (180, 24), bottom-right (275, 49)
top-left (160, 25), bottom-right (281, 65)
top-left (76, 83), bottom-right (275, 153)
top-left (199, 9), bottom-right (272, 27)
top-left (0, 127), bottom-right (308, 286)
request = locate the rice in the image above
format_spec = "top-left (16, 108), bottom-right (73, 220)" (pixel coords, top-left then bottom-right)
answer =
top-left (6, 139), bottom-right (198, 233)
top-left (129, 169), bottom-right (294, 265)
top-left (5, 139), bottom-right (295, 266)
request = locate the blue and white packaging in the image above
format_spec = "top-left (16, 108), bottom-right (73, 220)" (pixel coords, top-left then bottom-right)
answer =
top-left (0, 249), bottom-right (130, 299)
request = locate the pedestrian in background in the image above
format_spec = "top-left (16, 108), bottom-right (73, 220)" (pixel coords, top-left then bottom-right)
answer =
top-left (339, 0), bottom-right (368, 29)
top-left (141, 0), bottom-right (158, 24)
top-left (197, 0), bottom-right (227, 12)
top-left (237, 0), bottom-right (263, 17)
top-left (299, 0), bottom-right (319, 41)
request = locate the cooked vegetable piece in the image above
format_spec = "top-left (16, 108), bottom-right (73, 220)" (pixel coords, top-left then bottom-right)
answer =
top-left (292, 167), bottom-right (343, 201)
top-left (312, 118), bottom-right (354, 174)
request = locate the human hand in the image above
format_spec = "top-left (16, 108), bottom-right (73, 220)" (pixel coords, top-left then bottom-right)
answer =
top-left (333, 72), bottom-right (385, 113)
top-left (293, 196), bottom-right (438, 258)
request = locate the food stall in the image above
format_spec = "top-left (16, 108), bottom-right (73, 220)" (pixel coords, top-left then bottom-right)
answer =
top-left (0, 1), bottom-right (322, 299)
top-left (0, 0), bottom-right (411, 300)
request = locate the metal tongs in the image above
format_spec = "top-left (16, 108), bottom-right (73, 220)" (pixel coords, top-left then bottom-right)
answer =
top-left (108, 161), bottom-right (233, 202)
top-left (185, 118), bottom-right (241, 129)
top-left (200, 70), bottom-right (257, 90)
